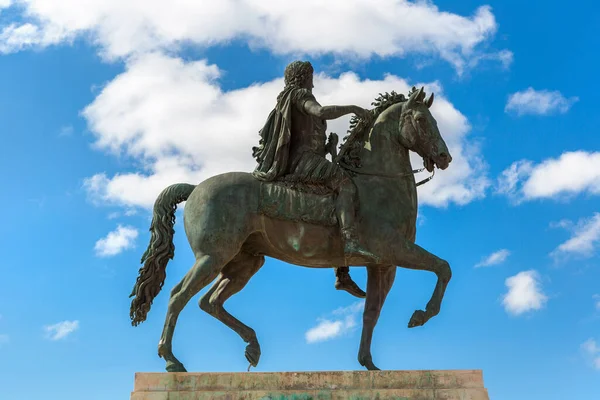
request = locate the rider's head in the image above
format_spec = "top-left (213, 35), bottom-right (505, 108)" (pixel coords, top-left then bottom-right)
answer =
top-left (284, 61), bottom-right (314, 90)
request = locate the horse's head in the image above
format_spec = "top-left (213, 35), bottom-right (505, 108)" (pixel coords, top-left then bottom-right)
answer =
top-left (397, 87), bottom-right (452, 172)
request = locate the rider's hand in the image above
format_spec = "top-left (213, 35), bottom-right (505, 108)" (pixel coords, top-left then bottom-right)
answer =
top-left (327, 132), bottom-right (339, 146)
top-left (353, 106), bottom-right (371, 120)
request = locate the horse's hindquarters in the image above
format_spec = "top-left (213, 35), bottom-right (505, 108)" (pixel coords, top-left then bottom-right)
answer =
top-left (183, 172), bottom-right (263, 259)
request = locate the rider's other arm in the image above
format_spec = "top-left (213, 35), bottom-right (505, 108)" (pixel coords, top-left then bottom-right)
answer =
top-left (303, 99), bottom-right (367, 120)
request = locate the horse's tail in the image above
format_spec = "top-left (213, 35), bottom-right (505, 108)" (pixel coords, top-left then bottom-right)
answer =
top-left (129, 183), bottom-right (196, 326)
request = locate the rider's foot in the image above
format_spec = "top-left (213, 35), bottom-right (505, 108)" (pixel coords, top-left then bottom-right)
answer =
top-left (344, 240), bottom-right (380, 264)
top-left (335, 273), bottom-right (366, 298)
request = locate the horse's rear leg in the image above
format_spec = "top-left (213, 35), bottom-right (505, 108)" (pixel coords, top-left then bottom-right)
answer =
top-left (157, 254), bottom-right (224, 372)
top-left (199, 252), bottom-right (264, 369)
top-left (358, 265), bottom-right (396, 371)
top-left (393, 241), bottom-right (452, 328)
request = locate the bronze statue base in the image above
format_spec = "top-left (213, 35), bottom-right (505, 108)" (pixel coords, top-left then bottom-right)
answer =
top-left (130, 369), bottom-right (490, 399)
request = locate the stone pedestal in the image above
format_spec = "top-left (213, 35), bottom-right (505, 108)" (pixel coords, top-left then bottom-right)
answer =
top-left (130, 370), bottom-right (490, 399)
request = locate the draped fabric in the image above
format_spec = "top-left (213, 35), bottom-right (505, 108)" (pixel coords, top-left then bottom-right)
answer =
top-left (252, 87), bottom-right (313, 181)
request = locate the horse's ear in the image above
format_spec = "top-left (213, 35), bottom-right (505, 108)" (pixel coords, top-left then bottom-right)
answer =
top-left (406, 86), bottom-right (425, 108)
top-left (416, 86), bottom-right (426, 102)
top-left (425, 92), bottom-right (434, 108)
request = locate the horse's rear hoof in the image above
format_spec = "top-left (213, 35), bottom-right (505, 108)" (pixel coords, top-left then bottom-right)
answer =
top-left (245, 340), bottom-right (261, 368)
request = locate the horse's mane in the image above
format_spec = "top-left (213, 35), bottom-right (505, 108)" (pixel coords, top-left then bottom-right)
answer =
top-left (337, 91), bottom-right (407, 168)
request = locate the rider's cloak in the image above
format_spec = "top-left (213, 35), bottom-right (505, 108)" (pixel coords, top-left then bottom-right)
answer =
top-left (252, 87), bottom-right (313, 181)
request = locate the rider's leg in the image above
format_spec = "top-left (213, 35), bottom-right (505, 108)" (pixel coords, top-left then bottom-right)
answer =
top-left (335, 177), bottom-right (380, 263)
top-left (335, 266), bottom-right (366, 298)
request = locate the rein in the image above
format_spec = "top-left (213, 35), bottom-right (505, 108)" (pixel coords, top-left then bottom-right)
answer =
top-left (340, 163), bottom-right (435, 187)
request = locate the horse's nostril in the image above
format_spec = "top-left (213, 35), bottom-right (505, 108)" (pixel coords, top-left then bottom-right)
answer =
top-left (439, 152), bottom-right (449, 160)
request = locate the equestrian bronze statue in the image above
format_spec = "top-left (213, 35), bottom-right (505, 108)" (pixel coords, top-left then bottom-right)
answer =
top-left (129, 60), bottom-right (453, 373)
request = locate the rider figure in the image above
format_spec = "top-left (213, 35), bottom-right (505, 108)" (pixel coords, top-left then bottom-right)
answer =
top-left (252, 60), bottom-right (379, 298)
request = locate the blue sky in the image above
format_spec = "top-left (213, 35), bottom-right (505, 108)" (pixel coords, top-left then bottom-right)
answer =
top-left (0, 1), bottom-right (599, 399)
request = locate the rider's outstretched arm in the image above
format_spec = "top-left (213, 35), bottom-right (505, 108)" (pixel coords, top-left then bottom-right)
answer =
top-left (303, 99), bottom-right (365, 120)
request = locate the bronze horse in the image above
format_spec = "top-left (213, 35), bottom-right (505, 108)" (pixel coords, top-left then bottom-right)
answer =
top-left (129, 87), bottom-right (453, 372)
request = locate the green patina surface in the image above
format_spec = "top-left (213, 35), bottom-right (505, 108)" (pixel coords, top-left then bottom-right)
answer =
top-left (129, 56), bottom-right (452, 378)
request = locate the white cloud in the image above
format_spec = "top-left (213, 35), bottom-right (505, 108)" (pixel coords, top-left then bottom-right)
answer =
top-left (107, 208), bottom-right (137, 220)
top-left (0, 1), bottom-right (12, 9)
top-left (593, 294), bottom-right (600, 311)
top-left (505, 87), bottom-right (578, 116)
top-left (551, 213), bottom-right (600, 260)
top-left (496, 160), bottom-right (533, 201)
top-left (306, 300), bottom-right (363, 343)
top-left (305, 317), bottom-right (356, 344)
top-left (497, 152), bottom-right (600, 203)
top-left (80, 53), bottom-right (488, 210)
top-left (44, 320), bottom-right (79, 340)
top-left (331, 301), bottom-right (365, 316)
top-left (475, 249), bottom-right (510, 268)
top-left (549, 219), bottom-right (574, 230)
top-left (0, 1), bottom-right (508, 73)
top-left (502, 270), bottom-right (548, 316)
top-left (581, 339), bottom-right (600, 370)
top-left (468, 49), bottom-right (513, 70)
top-left (94, 225), bottom-right (138, 257)
top-left (59, 125), bottom-right (74, 137)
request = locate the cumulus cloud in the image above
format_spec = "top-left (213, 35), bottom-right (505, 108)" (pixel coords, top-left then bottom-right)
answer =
top-left (497, 152), bottom-right (600, 203)
top-left (94, 225), bottom-right (138, 257)
top-left (505, 87), bottom-right (578, 116)
top-left (44, 320), bottom-right (79, 341)
top-left (550, 213), bottom-right (600, 260)
top-left (502, 270), bottom-right (548, 316)
top-left (581, 339), bottom-right (600, 370)
top-left (475, 249), bottom-right (510, 268)
top-left (80, 53), bottom-right (488, 210)
top-left (0, 1), bottom-right (508, 73)
top-left (305, 300), bottom-right (364, 343)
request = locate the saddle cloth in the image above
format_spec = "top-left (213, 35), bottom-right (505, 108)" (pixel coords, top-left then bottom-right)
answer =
top-left (258, 181), bottom-right (337, 226)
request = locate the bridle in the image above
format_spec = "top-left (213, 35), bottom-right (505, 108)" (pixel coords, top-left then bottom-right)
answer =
top-left (339, 107), bottom-right (436, 187)
top-left (402, 108), bottom-right (437, 186)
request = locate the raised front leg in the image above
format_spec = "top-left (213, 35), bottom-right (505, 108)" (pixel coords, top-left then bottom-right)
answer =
top-left (358, 265), bottom-right (396, 371)
top-left (393, 240), bottom-right (452, 328)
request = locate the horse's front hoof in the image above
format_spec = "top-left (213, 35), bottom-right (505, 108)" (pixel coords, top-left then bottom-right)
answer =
top-left (408, 309), bottom-right (427, 328)
top-left (245, 340), bottom-right (261, 368)
top-left (365, 361), bottom-right (381, 371)
top-left (358, 355), bottom-right (381, 371)
top-left (165, 360), bottom-right (187, 373)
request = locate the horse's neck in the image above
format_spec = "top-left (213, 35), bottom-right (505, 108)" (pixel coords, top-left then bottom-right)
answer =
top-left (349, 111), bottom-right (419, 227)
top-left (358, 110), bottom-right (412, 176)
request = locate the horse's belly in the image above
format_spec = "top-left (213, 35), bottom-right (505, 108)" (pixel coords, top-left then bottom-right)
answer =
top-left (260, 217), bottom-right (345, 267)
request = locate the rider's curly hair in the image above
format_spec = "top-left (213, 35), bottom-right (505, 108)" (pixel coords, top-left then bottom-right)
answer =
top-left (284, 61), bottom-right (314, 88)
